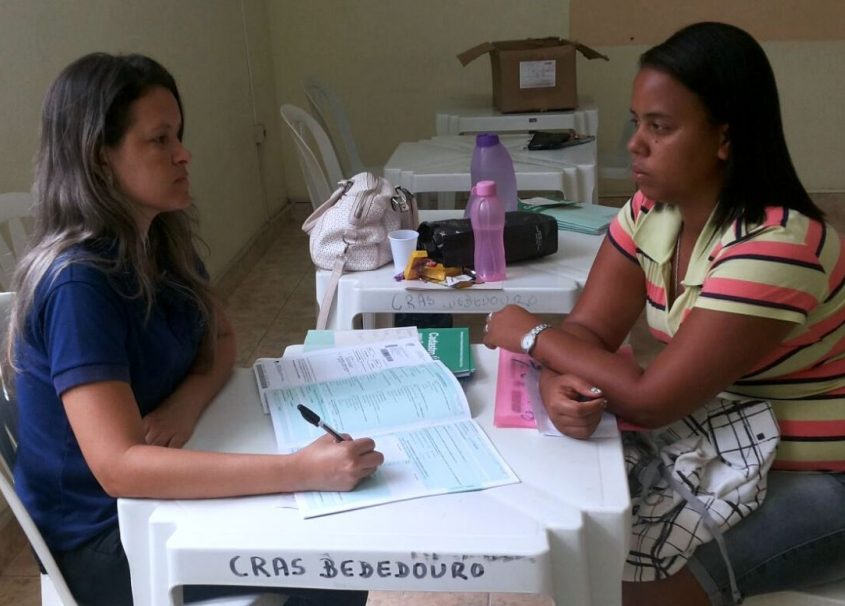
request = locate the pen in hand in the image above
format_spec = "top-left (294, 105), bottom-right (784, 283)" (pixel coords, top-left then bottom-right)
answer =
top-left (297, 404), bottom-right (350, 442)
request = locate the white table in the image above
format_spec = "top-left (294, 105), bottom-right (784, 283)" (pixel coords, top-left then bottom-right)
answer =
top-left (315, 211), bottom-right (604, 330)
top-left (435, 99), bottom-right (599, 138)
top-left (118, 346), bottom-right (630, 606)
top-left (384, 134), bottom-right (598, 206)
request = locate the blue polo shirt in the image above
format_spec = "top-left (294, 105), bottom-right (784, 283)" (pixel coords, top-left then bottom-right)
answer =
top-left (13, 246), bottom-right (206, 551)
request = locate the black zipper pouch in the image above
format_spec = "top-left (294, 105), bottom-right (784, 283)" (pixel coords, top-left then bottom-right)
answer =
top-left (417, 211), bottom-right (558, 268)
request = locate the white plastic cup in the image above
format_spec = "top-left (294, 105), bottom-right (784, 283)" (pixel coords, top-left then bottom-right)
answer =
top-left (388, 229), bottom-right (419, 275)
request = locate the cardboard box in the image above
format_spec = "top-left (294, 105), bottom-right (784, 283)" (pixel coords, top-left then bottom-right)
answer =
top-left (457, 37), bottom-right (608, 113)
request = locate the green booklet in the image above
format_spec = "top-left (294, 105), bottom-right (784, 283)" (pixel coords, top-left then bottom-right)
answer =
top-left (518, 198), bottom-right (618, 234)
top-left (418, 327), bottom-right (474, 378)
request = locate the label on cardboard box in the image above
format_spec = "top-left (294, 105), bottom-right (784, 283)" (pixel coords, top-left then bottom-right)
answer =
top-left (519, 60), bottom-right (556, 89)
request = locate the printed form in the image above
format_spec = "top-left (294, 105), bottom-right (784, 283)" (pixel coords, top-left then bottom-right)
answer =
top-left (253, 338), bottom-right (518, 517)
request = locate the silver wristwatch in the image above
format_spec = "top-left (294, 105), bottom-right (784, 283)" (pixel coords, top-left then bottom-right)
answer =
top-left (521, 323), bottom-right (551, 355)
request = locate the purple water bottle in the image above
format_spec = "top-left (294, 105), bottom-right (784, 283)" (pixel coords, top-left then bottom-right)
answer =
top-left (470, 180), bottom-right (506, 282)
top-left (471, 133), bottom-right (518, 212)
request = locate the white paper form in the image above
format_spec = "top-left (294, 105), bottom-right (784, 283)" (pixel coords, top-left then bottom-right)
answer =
top-left (266, 361), bottom-right (470, 445)
top-left (253, 338), bottom-right (431, 413)
top-left (294, 419), bottom-right (517, 518)
top-left (303, 327), bottom-right (419, 350)
top-left (260, 340), bottom-right (519, 518)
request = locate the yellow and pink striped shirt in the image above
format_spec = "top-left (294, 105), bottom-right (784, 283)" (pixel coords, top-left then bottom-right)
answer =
top-left (609, 192), bottom-right (845, 471)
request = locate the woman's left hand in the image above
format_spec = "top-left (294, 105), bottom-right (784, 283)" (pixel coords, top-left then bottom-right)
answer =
top-left (482, 304), bottom-right (542, 352)
top-left (142, 400), bottom-right (202, 448)
top-left (539, 369), bottom-right (606, 439)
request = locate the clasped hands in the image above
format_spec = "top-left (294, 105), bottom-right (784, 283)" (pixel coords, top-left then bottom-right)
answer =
top-left (483, 304), bottom-right (607, 440)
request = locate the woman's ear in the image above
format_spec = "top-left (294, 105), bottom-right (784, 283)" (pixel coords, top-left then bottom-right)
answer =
top-left (717, 124), bottom-right (731, 161)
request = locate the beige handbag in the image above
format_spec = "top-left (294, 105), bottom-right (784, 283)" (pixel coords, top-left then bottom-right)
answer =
top-left (302, 172), bottom-right (418, 329)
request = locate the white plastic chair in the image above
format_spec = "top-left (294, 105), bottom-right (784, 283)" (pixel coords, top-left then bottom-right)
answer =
top-left (0, 289), bottom-right (284, 605)
top-left (0, 292), bottom-right (80, 606)
top-left (303, 77), bottom-right (371, 177)
top-left (280, 103), bottom-right (344, 210)
top-left (0, 192), bottom-right (34, 291)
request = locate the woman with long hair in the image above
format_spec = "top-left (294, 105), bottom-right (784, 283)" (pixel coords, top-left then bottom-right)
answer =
top-left (9, 52), bottom-right (382, 606)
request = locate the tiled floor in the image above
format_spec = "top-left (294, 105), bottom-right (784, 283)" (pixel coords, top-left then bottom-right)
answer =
top-left (2, 194), bottom-right (843, 604)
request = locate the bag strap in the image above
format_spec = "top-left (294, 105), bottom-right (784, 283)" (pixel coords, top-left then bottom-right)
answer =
top-left (301, 179), bottom-right (353, 234)
top-left (316, 252), bottom-right (346, 330)
top-left (392, 186), bottom-right (419, 230)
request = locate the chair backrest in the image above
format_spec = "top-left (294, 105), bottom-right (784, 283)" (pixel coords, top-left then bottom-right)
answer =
top-left (303, 78), bottom-right (365, 176)
top-left (0, 291), bottom-right (80, 605)
top-left (0, 192), bottom-right (34, 291)
top-left (279, 104), bottom-right (344, 210)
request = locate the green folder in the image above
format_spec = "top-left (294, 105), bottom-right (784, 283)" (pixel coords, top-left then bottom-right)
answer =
top-left (518, 199), bottom-right (618, 235)
top-left (418, 327), bottom-right (474, 378)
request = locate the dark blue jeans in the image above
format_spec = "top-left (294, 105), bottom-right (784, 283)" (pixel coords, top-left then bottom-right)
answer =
top-left (54, 524), bottom-right (367, 606)
top-left (687, 471), bottom-right (845, 605)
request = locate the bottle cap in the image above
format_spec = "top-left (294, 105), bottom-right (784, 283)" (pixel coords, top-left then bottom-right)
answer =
top-left (475, 133), bottom-right (500, 147)
top-left (475, 180), bottom-right (497, 196)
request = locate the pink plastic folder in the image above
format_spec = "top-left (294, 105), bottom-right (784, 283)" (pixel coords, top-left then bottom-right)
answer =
top-left (493, 347), bottom-right (646, 432)
top-left (493, 349), bottom-right (542, 428)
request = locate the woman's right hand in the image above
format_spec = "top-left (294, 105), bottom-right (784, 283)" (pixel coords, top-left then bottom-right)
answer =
top-left (539, 368), bottom-right (607, 440)
top-left (293, 434), bottom-right (384, 492)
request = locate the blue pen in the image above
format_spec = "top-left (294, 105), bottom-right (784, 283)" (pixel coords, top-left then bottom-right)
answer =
top-left (297, 404), bottom-right (350, 442)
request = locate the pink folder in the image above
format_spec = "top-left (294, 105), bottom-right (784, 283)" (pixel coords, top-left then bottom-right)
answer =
top-left (493, 347), bottom-right (647, 432)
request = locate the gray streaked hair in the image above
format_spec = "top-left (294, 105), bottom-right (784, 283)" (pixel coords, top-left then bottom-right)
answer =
top-left (7, 52), bottom-right (216, 373)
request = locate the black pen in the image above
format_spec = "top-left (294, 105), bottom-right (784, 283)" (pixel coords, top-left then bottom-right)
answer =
top-left (297, 404), bottom-right (349, 442)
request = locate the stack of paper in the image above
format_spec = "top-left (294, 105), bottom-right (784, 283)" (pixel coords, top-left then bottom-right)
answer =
top-left (518, 199), bottom-right (619, 235)
top-left (303, 327), bottom-right (475, 378)
top-left (251, 337), bottom-right (518, 518)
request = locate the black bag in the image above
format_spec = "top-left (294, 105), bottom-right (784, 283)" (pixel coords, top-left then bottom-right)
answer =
top-left (417, 211), bottom-right (558, 268)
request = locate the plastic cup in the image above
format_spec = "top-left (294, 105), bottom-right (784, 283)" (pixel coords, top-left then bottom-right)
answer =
top-left (388, 229), bottom-right (419, 275)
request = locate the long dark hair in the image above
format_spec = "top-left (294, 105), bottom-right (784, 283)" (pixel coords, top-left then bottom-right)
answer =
top-left (7, 52), bottom-right (216, 371)
top-left (640, 22), bottom-right (821, 229)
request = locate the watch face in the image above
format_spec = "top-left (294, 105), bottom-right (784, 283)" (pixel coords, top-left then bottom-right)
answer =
top-left (521, 333), bottom-right (534, 353)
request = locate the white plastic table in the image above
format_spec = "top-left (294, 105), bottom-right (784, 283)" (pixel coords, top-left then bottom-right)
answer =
top-left (315, 211), bottom-right (605, 330)
top-left (384, 134), bottom-right (597, 206)
top-left (118, 346), bottom-right (630, 606)
top-left (436, 99), bottom-right (599, 139)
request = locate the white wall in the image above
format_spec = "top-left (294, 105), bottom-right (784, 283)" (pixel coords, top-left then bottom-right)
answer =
top-left (267, 0), bottom-right (570, 202)
top-left (579, 40), bottom-right (845, 196)
top-left (267, 1), bottom-right (845, 200)
top-left (0, 0), bottom-right (286, 278)
top-left (3, 2), bottom-right (842, 266)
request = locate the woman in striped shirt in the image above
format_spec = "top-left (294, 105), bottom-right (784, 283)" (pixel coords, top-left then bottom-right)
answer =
top-left (484, 21), bottom-right (845, 606)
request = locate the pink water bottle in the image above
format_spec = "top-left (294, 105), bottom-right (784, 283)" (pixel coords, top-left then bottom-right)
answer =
top-left (471, 133), bottom-right (518, 212)
top-left (470, 180), bottom-right (506, 282)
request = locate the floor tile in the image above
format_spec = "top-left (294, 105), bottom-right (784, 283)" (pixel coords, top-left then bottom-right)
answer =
top-left (489, 593), bottom-right (554, 606)
top-left (3, 546), bottom-right (39, 578)
top-left (366, 590), bottom-right (488, 605)
top-left (0, 518), bottom-right (29, 575)
top-left (0, 575), bottom-right (40, 606)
